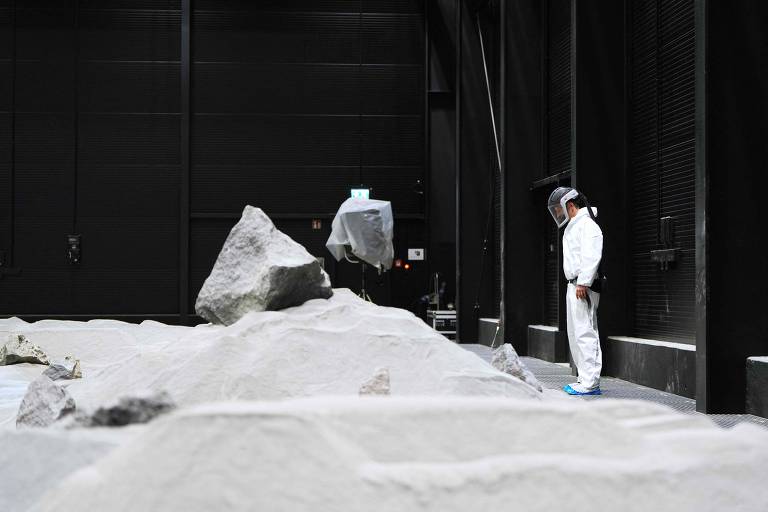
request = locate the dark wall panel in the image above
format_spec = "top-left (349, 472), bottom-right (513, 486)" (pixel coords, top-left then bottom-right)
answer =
top-left (194, 64), bottom-right (421, 115)
top-left (192, 167), bottom-right (357, 216)
top-left (0, 3), bottom-right (76, 315)
top-left (629, 0), bottom-right (695, 343)
top-left (502, 0), bottom-right (542, 352)
top-left (426, 0), bottom-right (457, 311)
top-left (192, 116), bottom-right (360, 167)
top-left (540, 0), bottom-right (572, 328)
top-left (0, 1), bottom-right (180, 316)
top-left (456, 0), bottom-right (496, 341)
top-left (572, 0), bottom-right (627, 352)
top-left (73, 2), bottom-right (180, 314)
top-left (0, 2), bottom-right (10, 271)
top-left (701, 0), bottom-right (768, 413)
top-left (13, 115), bottom-right (75, 217)
top-left (78, 8), bottom-right (180, 61)
top-left (79, 62), bottom-right (180, 113)
top-left (545, 0), bottom-right (571, 178)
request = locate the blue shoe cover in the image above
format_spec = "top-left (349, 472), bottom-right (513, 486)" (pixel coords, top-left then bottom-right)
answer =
top-left (563, 384), bottom-right (602, 396)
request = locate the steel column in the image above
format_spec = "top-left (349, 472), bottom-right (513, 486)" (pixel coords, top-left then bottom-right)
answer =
top-left (180, 0), bottom-right (191, 324)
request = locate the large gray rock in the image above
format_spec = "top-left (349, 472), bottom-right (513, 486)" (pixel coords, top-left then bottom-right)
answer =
top-left (195, 205), bottom-right (333, 325)
top-left (16, 376), bottom-right (76, 428)
top-left (491, 344), bottom-right (543, 393)
top-left (74, 391), bottom-right (176, 427)
top-left (0, 334), bottom-right (50, 366)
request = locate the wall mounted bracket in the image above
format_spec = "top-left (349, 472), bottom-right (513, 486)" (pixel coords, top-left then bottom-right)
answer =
top-left (0, 251), bottom-right (21, 279)
top-left (651, 248), bottom-right (679, 271)
top-left (651, 216), bottom-right (679, 271)
top-left (67, 234), bottom-right (81, 265)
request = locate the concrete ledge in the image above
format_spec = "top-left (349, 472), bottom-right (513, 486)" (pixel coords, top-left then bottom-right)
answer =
top-left (604, 336), bottom-right (696, 399)
top-left (477, 318), bottom-right (502, 347)
top-left (527, 325), bottom-right (569, 363)
top-left (747, 357), bottom-right (768, 418)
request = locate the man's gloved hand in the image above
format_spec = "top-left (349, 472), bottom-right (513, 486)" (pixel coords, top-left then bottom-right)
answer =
top-left (575, 285), bottom-right (589, 300)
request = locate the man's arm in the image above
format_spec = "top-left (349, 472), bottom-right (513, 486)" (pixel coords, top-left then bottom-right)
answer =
top-left (576, 221), bottom-right (603, 288)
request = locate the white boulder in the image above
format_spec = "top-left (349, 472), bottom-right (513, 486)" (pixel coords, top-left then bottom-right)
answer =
top-left (0, 334), bottom-right (50, 366)
top-left (491, 343), bottom-right (543, 392)
top-left (16, 376), bottom-right (76, 428)
top-left (195, 206), bottom-right (333, 325)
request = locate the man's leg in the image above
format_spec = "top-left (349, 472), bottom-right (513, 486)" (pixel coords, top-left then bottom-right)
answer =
top-left (571, 289), bottom-right (602, 390)
top-left (565, 283), bottom-right (583, 383)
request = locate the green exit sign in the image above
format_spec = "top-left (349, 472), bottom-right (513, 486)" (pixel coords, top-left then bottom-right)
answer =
top-left (350, 188), bottom-right (370, 200)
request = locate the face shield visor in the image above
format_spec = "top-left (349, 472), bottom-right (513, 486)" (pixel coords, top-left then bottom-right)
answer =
top-left (547, 187), bottom-right (579, 228)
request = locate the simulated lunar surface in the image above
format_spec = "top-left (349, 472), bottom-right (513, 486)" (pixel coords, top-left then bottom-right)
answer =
top-left (1, 208), bottom-right (767, 511)
top-left (2, 291), bottom-right (768, 512)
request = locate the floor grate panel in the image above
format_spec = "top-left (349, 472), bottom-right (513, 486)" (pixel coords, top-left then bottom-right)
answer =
top-left (460, 343), bottom-right (767, 429)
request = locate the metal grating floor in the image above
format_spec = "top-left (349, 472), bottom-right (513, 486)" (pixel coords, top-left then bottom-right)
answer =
top-left (462, 344), bottom-right (768, 430)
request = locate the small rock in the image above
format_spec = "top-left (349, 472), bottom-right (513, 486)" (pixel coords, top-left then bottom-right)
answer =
top-left (70, 358), bottom-right (82, 379)
top-left (77, 391), bottom-right (176, 427)
top-left (195, 205), bottom-right (333, 325)
top-left (491, 344), bottom-right (543, 393)
top-left (43, 356), bottom-right (82, 381)
top-left (359, 368), bottom-right (391, 396)
top-left (0, 334), bottom-right (50, 366)
top-left (16, 376), bottom-right (76, 428)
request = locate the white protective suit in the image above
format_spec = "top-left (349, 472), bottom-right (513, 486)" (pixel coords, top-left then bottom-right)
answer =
top-left (562, 206), bottom-right (603, 390)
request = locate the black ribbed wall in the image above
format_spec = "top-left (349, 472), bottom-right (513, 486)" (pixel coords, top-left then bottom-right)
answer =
top-left (0, 1), bottom-right (181, 316)
top-left (545, 0), bottom-right (571, 179)
top-left (0, 0), bottom-right (425, 319)
top-left (0, 2), bottom-right (11, 286)
top-left (541, 0), bottom-right (571, 328)
top-left (629, 0), bottom-right (695, 343)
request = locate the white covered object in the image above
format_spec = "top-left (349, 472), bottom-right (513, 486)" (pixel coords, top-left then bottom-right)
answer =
top-left (326, 198), bottom-right (394, 270)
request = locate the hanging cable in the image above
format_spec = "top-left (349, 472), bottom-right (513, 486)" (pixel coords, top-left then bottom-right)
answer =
top-left (471, 9), bottom-right (503, 323)
top-left (476, 13), bottom-right (502, 173)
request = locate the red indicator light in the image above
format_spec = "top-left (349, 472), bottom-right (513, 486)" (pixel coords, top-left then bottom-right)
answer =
top-left (394, 259), bottom-right (403, 268)
top-left (404, 263), bottom-right (411, 270)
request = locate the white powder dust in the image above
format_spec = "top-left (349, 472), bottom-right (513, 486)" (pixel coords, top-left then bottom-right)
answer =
top-left (31, 397), bottom-right (768, 512)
